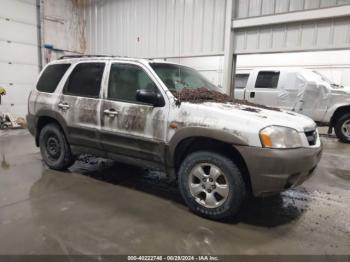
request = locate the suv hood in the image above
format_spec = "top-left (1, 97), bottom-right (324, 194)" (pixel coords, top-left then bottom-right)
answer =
top-left (330, 87), bottom-right (350, 95)
top-left (202, 102), bottom-right (315, 131)
top-left (174, 102), bottom-right (316, 146)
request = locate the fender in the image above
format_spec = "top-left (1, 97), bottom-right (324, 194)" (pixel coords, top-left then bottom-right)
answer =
top-left (34, 109), bottom-right (71, 146)
top-left (166, 126), bottom-right (248, 167)
top-left (325, 103), bottom-right (350, 125)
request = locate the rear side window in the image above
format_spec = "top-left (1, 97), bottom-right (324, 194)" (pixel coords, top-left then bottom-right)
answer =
top-left (235, 74), bottom-right (249, 89)
top-left (63, 63), bottom-right (105, 98)
top-left (36, 64), bottom-right (70, 93)
top-left (108, 63), bottom-right (157, 103)
top-left (255, 71), bottom-right (280, 88)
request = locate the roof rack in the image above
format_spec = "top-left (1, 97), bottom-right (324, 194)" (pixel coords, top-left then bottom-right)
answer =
top-left (58, 55), bottom-right (125, 60)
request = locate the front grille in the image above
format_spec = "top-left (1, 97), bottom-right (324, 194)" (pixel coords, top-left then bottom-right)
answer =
top-left (305, 130), bottom-right (317, 146)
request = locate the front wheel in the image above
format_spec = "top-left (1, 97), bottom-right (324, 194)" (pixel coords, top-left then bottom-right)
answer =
top-left (39, 123), bottom-right (75, 170)
top-left (334, 113), bottom-right (350, 143)
top-left (178, 151), bottom-right (246, 220)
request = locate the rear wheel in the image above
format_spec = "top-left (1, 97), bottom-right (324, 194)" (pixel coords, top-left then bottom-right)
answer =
top-left (0, 123), bottom-right (9, 130)
top-left (335, 113), bottom-right (350, 143)
top-left (39, 123), bottom-right (75, 170)
top-left (178, 151), bottom-right (246, 220)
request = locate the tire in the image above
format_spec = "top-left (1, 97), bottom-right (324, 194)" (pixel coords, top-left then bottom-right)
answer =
top-left (0, 123), bottom-right (8, 130)
top-left (334, 113), bottom-right (350, 143)
top-left (178, 151), bottom-right (246, 220)
top-left (39, 123), bottom-right (75, 170)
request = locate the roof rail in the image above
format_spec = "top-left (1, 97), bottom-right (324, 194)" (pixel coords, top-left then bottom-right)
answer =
top-left (58, 55), bottom-right (124, 60)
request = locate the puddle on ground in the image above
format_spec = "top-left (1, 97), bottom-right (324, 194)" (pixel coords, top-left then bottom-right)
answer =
top-left (1, 154), bottom-right (10, 170)
top-left (327, 168), bottom-right (350, 181)
top-left (69, 154), bottom-right (310, 228)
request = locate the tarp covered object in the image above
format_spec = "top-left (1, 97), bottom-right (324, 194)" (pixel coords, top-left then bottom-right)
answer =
top-left (277, 70), bottom-right (330, 119)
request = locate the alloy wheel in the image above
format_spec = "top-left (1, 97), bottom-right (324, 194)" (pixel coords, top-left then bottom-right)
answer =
top-left (341, 119), bottom-right (350, 139)
top-left (188, 163), bottom-right (229, 208)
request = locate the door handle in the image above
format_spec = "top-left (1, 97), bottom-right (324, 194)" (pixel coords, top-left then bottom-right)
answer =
top-left (58, 102), bottom-right (70, 110)
top-left (250, 92), bottom-right (255, 98)
top-left (104, 109), bottom-right (119, 118)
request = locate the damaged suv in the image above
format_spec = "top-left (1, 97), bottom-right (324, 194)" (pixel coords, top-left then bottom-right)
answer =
top-left (27, 56), bottom-right (322, 220)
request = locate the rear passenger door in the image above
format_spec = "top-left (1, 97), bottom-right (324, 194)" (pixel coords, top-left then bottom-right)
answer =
top-left (57, 62), bottom-right (105, 149)
top-left (99, 62), bottom-right (169, 168)
top-left (30, 63), bottom-right (71, 119)
top-left (246, 71), bottom-right (280, 108)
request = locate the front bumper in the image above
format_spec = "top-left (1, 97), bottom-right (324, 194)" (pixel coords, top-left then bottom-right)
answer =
top-left (236, 144), bottom-right (323, 197)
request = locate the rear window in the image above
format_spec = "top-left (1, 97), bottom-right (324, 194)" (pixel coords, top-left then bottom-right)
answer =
top-left (255, 71), bottom-right (280, 88)
top-left (36, 64), bottom-right (71, 93)
top-left (235, 74), bottom-right (249, 89)
top-left (63, 63), bottom-right (105, 98)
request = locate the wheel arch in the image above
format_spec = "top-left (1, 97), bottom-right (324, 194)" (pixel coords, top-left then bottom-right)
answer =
top-left (35, 111), bottom-right (69, 147)
top-left (168, 128), bottom-right (252, 193)
top-left (330, 105), bottom-right (350, 127)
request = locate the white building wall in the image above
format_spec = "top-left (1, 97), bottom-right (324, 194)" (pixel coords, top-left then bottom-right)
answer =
top-left (43, 0), bottom-right (86, 62)
top-left (236, 0), bottom-right (350, 18)
top-left (234, 16), bottom-right (350, 54)
top-left (83, 0), bottom-right (350, 90)
top-left (231, 1), bottom-right (350, 88)
top-left (0, 0), bottom-right (38, 117)
top-left (0, 0), bottom-right (88, 117)
top-left (84, 0), bottom-right (227, 58)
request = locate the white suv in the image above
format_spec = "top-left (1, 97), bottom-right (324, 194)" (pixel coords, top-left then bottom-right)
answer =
top-left (27, 56), bottom-right (322, 220)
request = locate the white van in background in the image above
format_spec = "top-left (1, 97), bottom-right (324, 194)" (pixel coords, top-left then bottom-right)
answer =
top-left (234, 68), bottom-right (350, 143)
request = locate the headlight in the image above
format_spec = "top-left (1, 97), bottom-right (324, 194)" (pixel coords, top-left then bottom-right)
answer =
top-left (260, 126), bottom-right (303, 149)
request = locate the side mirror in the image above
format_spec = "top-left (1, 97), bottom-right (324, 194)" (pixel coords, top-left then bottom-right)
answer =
top-left (136, 89), bottom-right (165, 107)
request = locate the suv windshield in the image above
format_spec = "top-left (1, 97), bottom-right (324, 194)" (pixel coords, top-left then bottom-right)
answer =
top-left (150, 63), bottom-right (217, 93)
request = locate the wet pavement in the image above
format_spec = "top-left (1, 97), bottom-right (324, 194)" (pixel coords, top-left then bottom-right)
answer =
top-left (0, 129), bottom-right (349, 255)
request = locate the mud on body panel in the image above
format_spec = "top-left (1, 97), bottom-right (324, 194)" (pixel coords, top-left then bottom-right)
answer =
top-left (76, 97), bottom-right (101, 129)
top-left (57, 94), bottom-right (101, 149)
top-left (101, 100), bottom-right (167, 141)
top-left (31, 91), bottom-right (60, 115)
top-left (118, 106), bottom-right (151, 132)
top-left (100, 100), bottom-right (169, 164)
top-left (166, 102), bottom-right (250, 145)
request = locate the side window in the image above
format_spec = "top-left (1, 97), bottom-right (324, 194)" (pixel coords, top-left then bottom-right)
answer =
top-left (235, 74), bottom-right (249, 89)
top-left (63, 63), bottom-right (105, 97)
top-left (108, 63), bottom-right (157, 103)
top-left (255, 71), bottom-right (280, 89)
top-left (36, 64), bottom-right (71, 93)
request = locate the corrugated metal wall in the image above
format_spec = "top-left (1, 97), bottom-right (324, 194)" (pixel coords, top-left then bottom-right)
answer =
top-left (236, 0), bottom-right (350, 18)
top-left (84, 0), bottom-right (227, 58)
top-left (234, 16), bottom-right (350, 54)
top-left (44, 0), bottom-right (87, 55)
